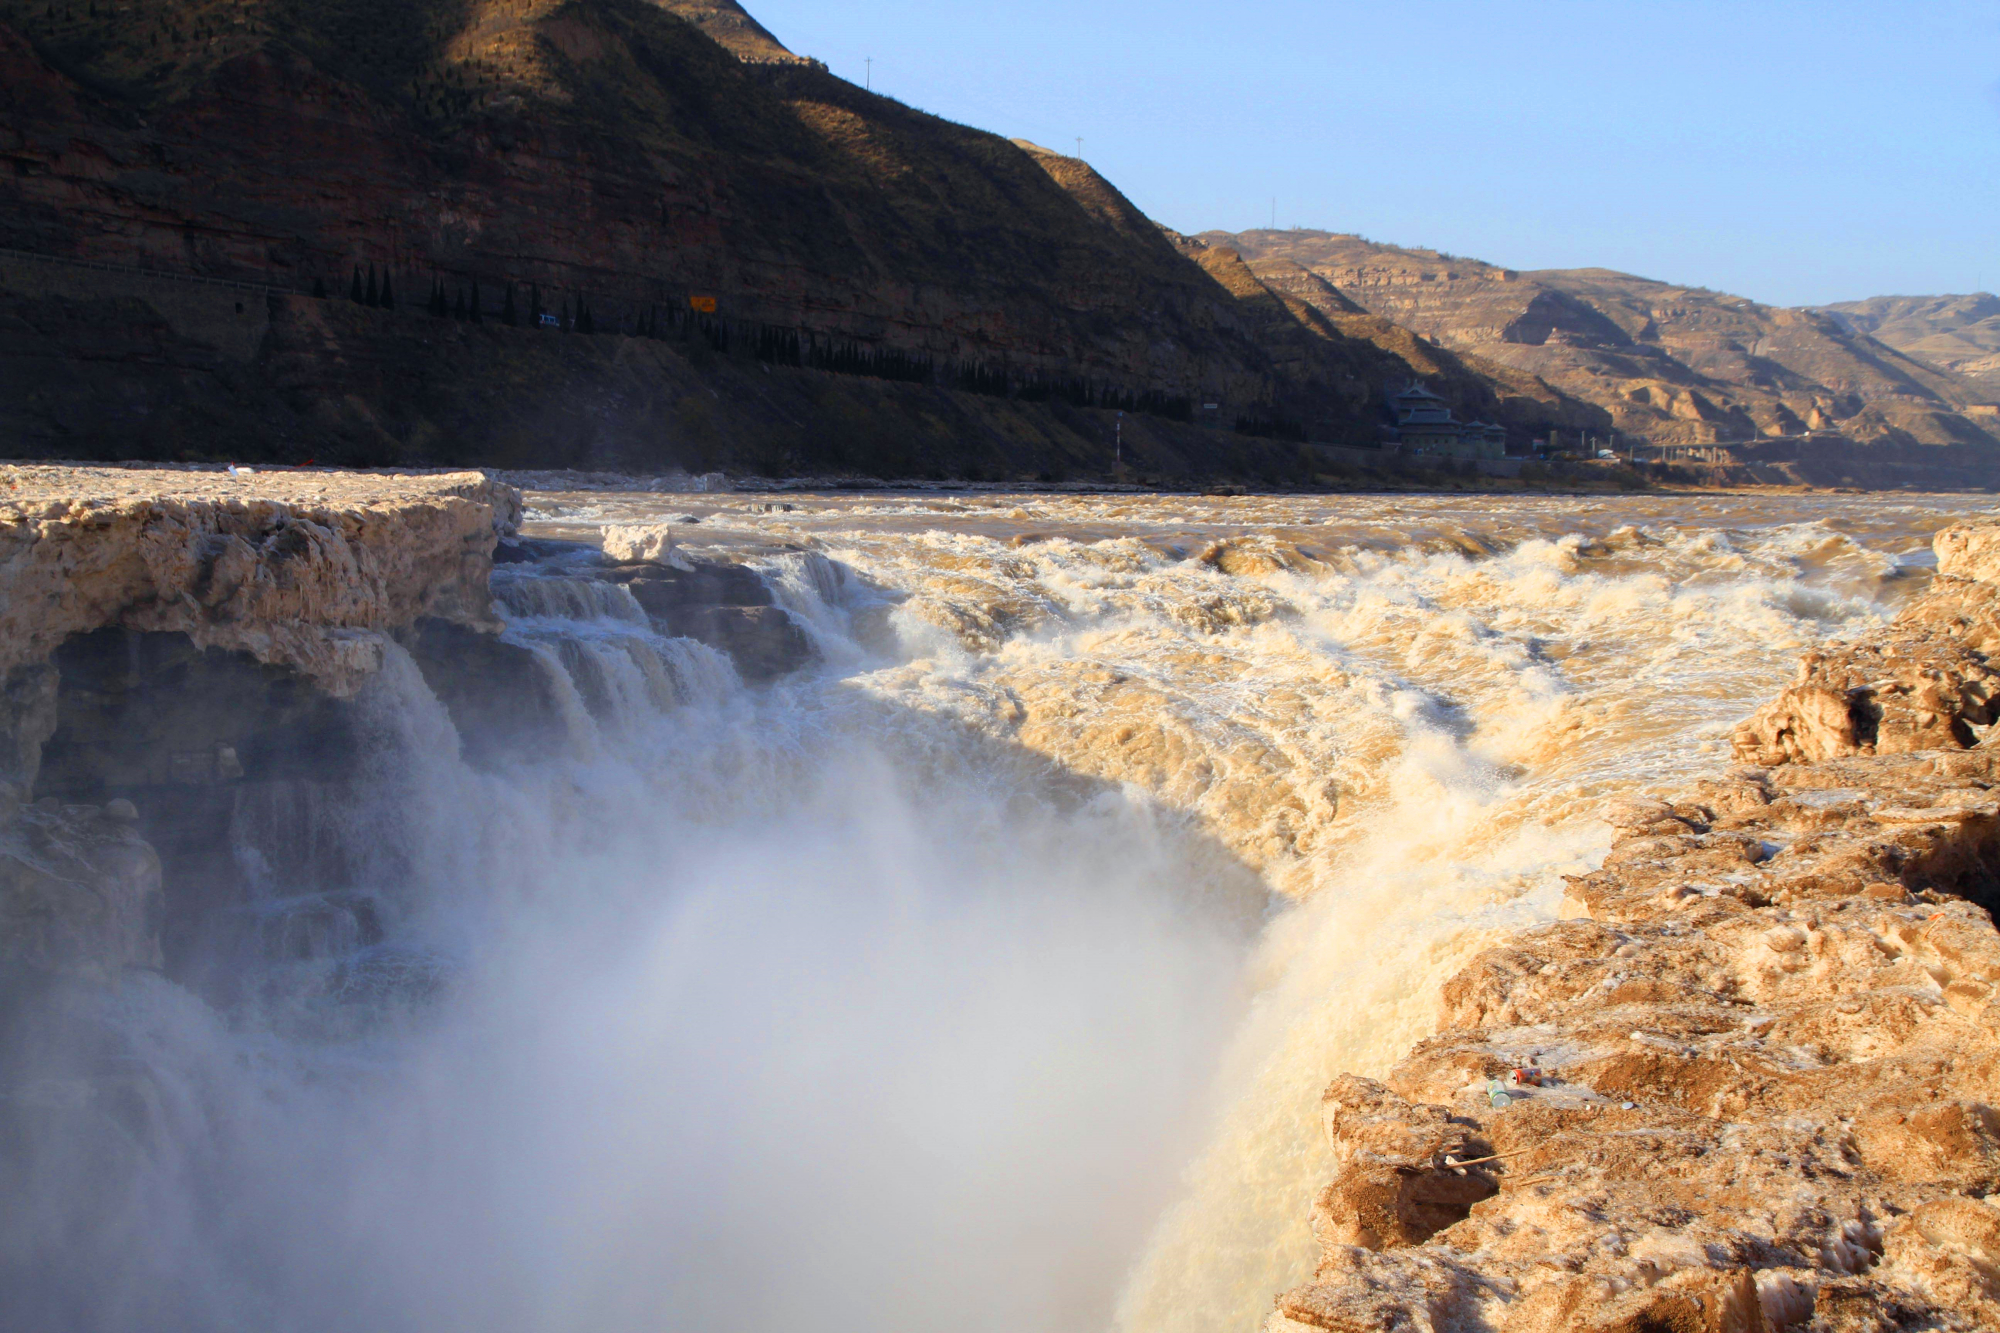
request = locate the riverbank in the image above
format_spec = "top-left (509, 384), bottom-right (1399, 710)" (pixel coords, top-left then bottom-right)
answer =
top-left (1270, 517), bottom-right (2000, 1332)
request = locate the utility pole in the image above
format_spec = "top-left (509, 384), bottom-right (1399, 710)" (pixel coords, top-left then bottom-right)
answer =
top-left (1076, 137), bottom-right (1083, 159)
top-left (1271, 197), bottom-right (1276, 229)
top-left (865, 57), bottom-right (872, 91)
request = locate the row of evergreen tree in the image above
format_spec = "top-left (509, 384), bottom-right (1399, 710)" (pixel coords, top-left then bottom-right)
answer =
top-left (314, 267), bottom-right (1200, 423)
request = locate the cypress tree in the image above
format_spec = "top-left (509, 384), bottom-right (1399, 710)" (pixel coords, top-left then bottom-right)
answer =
top-left (313, 277), bottom-right (328, 299)
top-left (380, 273), bottom-right (395, 311)
top-left (470, 285), bottom-right (483, 323)
top-left (365, 266), bottom-right (378, 306)
top-left (453, 288), bottom-right (466, 320)
top-left (578, 299), bottom-right (593, 335)
top-left (561, 298), bottom-right (571, 331)
top-left (350, 268), bottom-right (364, 303)
top-left (530, 286), bottom-right (544, 325)
top-left (501, 286), bottom-right (517, 326)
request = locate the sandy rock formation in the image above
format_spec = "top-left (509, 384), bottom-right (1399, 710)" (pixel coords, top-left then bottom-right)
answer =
top-left (602, 524), bottom-right (696, 568)
top-left (1937, 515), bottom-right (2000, 586)
top-left (1733, 568), bottom-right (2000, 765)
top-left (1275, 517), bottom-right (2000, 1333)
top-left (0, 466), bottom-right (515, 701)
top-left (0, 466), bottom-right (522, 995)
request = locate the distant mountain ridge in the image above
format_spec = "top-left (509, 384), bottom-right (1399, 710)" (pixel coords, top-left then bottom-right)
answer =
top-left (1820, 294), bottom-right (2000, 396)
top-left (1201, 230), bottom-right (1997, 452)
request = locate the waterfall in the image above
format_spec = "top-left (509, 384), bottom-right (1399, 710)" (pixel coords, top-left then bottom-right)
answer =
top-left (492, 571), bottom-right (650, 625)
top-left (2, 492), bottom-right (1976, 1333)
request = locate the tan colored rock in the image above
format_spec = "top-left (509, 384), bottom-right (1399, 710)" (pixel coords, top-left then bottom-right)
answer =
top-left (1733, 561), bottom-right (2000, 766)
top-left (0, 466), bottom-right (516, 698)
top-left (601, 523), bottom-right (696, 567)
top-left (1273, 519), bottom-right (2000, 1333)
top-left (1935, 516), bottom-right (2000, 585)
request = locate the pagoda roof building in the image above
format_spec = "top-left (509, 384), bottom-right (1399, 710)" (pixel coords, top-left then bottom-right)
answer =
top-left (1388, 382), bottom-right (1506, 460)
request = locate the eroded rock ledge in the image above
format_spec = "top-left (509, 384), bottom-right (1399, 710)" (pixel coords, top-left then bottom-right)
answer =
top-left (0, 467), bottom-right (819, 989)
top-left (1, 465), bottom-right (518, 696)
top-left (1276, 517), bottom-right (2000, 1333)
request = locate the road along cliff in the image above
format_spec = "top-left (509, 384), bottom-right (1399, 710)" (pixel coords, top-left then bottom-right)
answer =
top-left (1273, 518), bottom-right (2000, 1332)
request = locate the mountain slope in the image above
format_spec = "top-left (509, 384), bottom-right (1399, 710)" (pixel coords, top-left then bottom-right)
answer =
top-left (1821, 294), bottom-right (2000, 395)
top-left (0, 0), bottom-right (1281, 406)
top-left (1167, 235), bottom-right (1601, 442)
top-left (0, 0), bottom-right (1614, 469)
top-left (1204, 230), bottom-right (1999, 451)
top-left (653, 0), bottom-right (800, 62)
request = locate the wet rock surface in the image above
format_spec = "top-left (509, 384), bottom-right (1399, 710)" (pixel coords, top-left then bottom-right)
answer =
top-left (1276, 521), bottom-right (2000, 1333)
top-left (0, 792), bottom-right (162, 981)
top-left (597, 557), bottom-right (814, 682)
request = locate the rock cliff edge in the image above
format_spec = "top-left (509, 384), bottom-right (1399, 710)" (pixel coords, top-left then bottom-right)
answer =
top-left (1276, 521), bottom-right (2000, 1332)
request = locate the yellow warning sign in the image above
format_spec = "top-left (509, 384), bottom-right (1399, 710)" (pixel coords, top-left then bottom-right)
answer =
top-left (688, 295), bottom-right (717, 314)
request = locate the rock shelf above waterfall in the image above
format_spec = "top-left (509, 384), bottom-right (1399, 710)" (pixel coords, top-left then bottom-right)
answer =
top-left (0, 465), bottom-right (818, 998)
top-left (0, 464), bottom-right (519, 703)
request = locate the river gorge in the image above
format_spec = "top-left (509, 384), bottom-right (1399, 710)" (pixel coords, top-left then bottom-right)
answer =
top-left (3, 471), bottom-right (1996, 1332)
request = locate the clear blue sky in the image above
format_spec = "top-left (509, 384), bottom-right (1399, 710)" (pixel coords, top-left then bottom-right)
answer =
top-left (746, 0), bottom-right (1997, 308)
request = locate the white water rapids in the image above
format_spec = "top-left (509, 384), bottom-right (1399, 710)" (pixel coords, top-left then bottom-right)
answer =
top-left (6, 490), bottom-right (1990, 1333)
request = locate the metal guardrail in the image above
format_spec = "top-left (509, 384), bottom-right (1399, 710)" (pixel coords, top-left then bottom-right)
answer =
top-left (0, 246), bottom-right (299, 296)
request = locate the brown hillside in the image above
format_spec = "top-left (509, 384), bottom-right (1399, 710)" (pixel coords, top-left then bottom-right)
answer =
top-left (1204, 230), bottom-right (2000, 453)
top-left (0, 0), bottom-right (1604, 471)
top-left (653, 0), bottom-right (798, 63)
top-left (0, 0), bottom-right (1275, 405)
top-left (1822, 293), bottom-right (2000, 396)
top-left (1166, 236), bottom-right (1601, 444)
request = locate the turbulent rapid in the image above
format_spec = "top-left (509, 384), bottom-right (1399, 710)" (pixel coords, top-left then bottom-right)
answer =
top-left (7, 488), bottom-right (1986, 1333)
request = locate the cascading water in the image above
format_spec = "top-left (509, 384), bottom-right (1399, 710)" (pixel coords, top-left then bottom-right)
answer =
top-left (4, 491), bottom-right (1988, 1333)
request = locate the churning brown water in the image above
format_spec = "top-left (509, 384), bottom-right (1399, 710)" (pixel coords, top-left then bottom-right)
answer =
top-left (13, 488), bottom-right (1992, 1333)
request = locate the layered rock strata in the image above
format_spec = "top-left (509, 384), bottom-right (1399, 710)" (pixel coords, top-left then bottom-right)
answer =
top-left (1733, 518), bottom-right (2000, 766)
top-left (1206, 230), bottom-right (1998, 460)
top-left (0, 467), bottom-right (813, 994)
top-left (0, 466), bottom-right (520, 990)
top-left (0, 465), bottom-right (517, 705)
top-left (1275, 518), bottom-right (2000, 1332)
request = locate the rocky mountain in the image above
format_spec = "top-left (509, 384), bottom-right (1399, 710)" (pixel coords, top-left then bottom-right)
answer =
top-left (0, 0), bottom-right (1590, 474)
top-left (0, 0), bottom-right (1260, 397)
top-left (1822, 293), bottom-right (2000, 396)
top-left (1204, 230), bottom-right (2000, 454)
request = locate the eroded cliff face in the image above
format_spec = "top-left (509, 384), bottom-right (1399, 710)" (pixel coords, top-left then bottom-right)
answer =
top-left (0, 466), bottom-right (517, 996)
top-left (0, 466), bottom-right (825, 1000)
top-left (1205, 230), bottom-right (2000, 463)
top-left (1274, 521), bottom-right (2000, 1332)
top-left (0, 466), bottom-right (514, 705)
